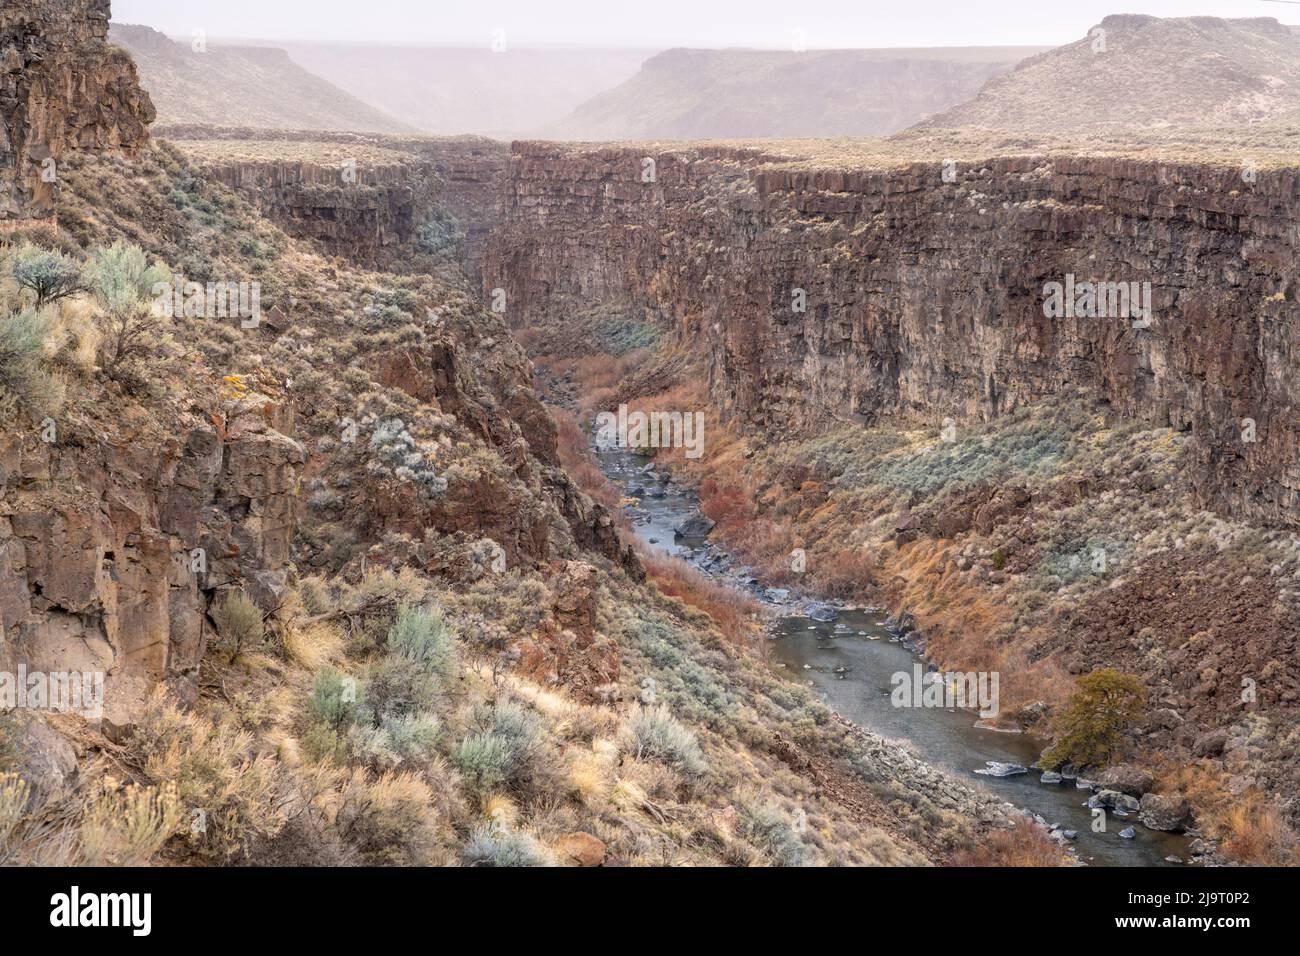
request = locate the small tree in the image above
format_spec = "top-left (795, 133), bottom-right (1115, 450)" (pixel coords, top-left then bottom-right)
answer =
top-left (85, 242), bottom-right (170, 378)
top-left (1040, 668), bottom-right (1147, 770)
top-left (7, 243), bottom-right (87, 309)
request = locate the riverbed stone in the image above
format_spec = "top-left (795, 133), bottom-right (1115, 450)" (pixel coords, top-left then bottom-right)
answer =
top-left (1097, 764), bottom-right (1154, 797)
top-left (1139, 793), bottom-right (1193, 832)
top-left (674, 511), bottom-right (715, 536)
top-left (1097, 789), bottom-right (1141, 812)
top-left (806, 603), bottom-right (839, 622)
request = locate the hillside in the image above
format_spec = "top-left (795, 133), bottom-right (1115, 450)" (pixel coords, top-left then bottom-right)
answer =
top-left (918, 15), bottom-right (1300, 138)
top-left (270, 42), bottom-right (652, 139)
top-left (109, 23), bottom-right (413, 134)
top-left (1, 0), bottom-right (1024, 870)
top-left (546, 47), bottom-right (1046, 140)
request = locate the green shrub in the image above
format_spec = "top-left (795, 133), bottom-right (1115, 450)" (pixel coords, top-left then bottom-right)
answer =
top-left (349, 714), bottom-right (440, 769)
top-left (462, 825), bottom-right (552, 867)
top-left (387, 606), bottom-right (455, 678)
top-left (0, 309), bottom-right (59, 414)
top-left (1040, 668), bottom-right (1147, 770)
top-left (629, 705), bottom-right (707, 776)
top-left (740, 798), bottom-right (813, 867)
top-left (6, 243), bottom-right (86, 308)
top-left (362, 653), bottom-right (439, 724)
top-left (309, 668), bottom-right (360, 731)
top-left (211, 590), bottom-right (264, 662)
top-left (452, 733), bottom-right (513, 796)
top-left (453, 699), bottom-right (545, 798)
top-left (84, 241), bottom-right (170, 377)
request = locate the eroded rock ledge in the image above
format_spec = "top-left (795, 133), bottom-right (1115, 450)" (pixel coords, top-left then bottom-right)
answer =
top-left (484, 142), bottom-right (1300, 527)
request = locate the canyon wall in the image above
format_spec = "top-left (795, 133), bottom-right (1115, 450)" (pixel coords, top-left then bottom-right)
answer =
top-left (198, 158), bottom-right (438, 267)
top-left (484, 142), bottom-right (1300, 527)
top-left (160, 127), bottom-right (509, 273)
top-left (0, 0), bottom-right (154, 220)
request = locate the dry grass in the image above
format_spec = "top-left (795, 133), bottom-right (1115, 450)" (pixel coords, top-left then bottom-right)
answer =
top-left (640, 549), bottom-right (762, 647)
top-left (947, 819), bottom-right (1073, 867)
top-left (882, 539), bottom-right (1073, 718)
top-left (1156, 762), bottom-right (1300, 866)
top-left (550, 405), bottom-right (623, 514)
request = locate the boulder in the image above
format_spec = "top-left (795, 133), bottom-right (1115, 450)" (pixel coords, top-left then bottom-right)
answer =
top-left (806, 603), bottom-right (839, 622)
top-left (554, 831), bottom-right (606, 867)
top-left (1139, 793), bottom-right (1193, 833)
top-left (1097, 789), bottom-right (1141, 813)
top-left (674, 511), bottom-right (715, 537)
top-left (1097, 764), bottom-right (1154, 797)
top-left (1192, 728), bottom-right (1230, 758)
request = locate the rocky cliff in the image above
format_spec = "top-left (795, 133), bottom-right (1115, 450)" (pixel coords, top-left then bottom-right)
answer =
top-left (0, 0), bottom-right (154, 220)
top-left (484, 142), bottom-right (1300, 528)
top-left (157, 127), bottom-right (509, 274)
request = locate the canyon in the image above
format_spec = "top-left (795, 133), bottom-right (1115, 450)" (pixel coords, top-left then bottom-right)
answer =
top-left (2, 0), bottom-right (1297, 869)
top-left (484, 141), bottom-right (1300, 529)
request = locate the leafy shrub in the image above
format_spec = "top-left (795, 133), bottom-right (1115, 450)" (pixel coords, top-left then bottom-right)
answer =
top-left (211, 590), bottom-right (265, 662)
top-left (388, 606), bottom-right (455, 678)
top-left (0, 309), bottom-right (59, 414)
top-left (739, 798), bottom-right (813, 867)
top-left (369, 419), bottom-right (447, 498)
top-left (362, 654), bottom-right (438, 725)
top-left (84, 241), bottom-right (170, 378)
top-left (349, 714), bottom-right (440, 770)
top-left (309, 668), bottom-right (360, 731)
top-left (6, 243), bottom-right (86, 308)
top-left (453, 699), bottom-right (545, 799)
top-left (1040, 668), bottom-right (1147, 770)
top-left (628, 705), bottom-right (707, 776)
top-left (452, 733), bottom-right (513, 796)
top-left (462, 825), bottom-right (552, 867)
top-left (415, 210), bottom-right (465, 258)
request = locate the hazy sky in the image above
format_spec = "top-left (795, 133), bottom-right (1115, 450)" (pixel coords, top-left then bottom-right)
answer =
top-left (111, 0), bottom-right (1299, 48)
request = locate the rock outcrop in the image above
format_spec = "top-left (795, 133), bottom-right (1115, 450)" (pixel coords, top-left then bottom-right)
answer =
top-left (0, 0), bottom-right (154, 220)
top-left (158, 127), bottom-right (509, 274)
top-left (0, 400), bottom-right (303, 731)
top-left (484, 141), bottom-right (1300, 527)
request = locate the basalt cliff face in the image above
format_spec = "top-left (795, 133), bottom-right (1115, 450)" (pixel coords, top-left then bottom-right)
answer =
top-left (158, 127), bottom-right (509, 274)
top-left (484, 142), bottom-right (1300, 528)
top-left (0, 0), bottom-right (154, 220)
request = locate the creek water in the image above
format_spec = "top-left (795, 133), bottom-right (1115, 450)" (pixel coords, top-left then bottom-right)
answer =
top-left (597, 443), bottom-right (1192, 867)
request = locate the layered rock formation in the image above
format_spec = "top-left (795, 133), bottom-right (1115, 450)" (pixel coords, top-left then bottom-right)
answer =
top-left (0, 0), bottom-right (154, 220)
top-left (160, 128), bottom-right (509, 273)
top-left (0, 401), bottom-right (303, 730)
top-left (484, 142), bottom-right (1300, 528)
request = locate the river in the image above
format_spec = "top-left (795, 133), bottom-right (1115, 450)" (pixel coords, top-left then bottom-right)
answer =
top-left (596, 442), bottom-right (1193, 867)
